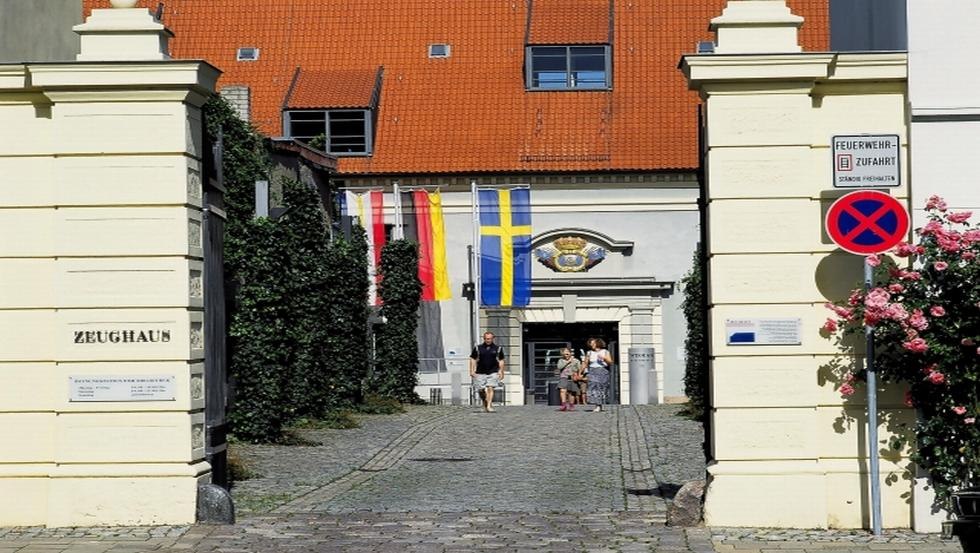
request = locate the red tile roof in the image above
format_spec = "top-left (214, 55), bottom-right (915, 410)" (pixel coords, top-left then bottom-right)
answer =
top-left (528, 0), bottom-right (610, 45)
top-left (84, 1), bottom-right (829, 175)
top-left (285, 67), bottom-right (381, 109)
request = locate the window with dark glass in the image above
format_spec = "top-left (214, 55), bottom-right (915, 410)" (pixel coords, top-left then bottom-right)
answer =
top-left (285, 109), bottom-right (372, 155)
top-left (527, 45), bottom-right (610, 90)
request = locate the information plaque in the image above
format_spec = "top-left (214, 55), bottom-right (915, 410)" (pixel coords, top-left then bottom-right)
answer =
top-left (69, 375), bottom-right (177, 402)
top-left (725, 318), bottom-right (802, 346)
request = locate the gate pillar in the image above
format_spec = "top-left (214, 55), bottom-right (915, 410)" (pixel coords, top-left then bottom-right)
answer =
top-left (0, 5), bottom-right (218, 526)
top-left (682, 1), bottom-right (910, 529)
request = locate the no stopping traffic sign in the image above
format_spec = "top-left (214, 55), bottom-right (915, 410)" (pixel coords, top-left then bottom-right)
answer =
top-left (825, 190), bottom-right (909, 255)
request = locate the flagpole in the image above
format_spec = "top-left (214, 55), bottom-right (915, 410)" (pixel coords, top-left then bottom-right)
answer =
top-left (393, 181), bottom-right (403, 240)
top-left (471, 179), bottom-right (481, 345)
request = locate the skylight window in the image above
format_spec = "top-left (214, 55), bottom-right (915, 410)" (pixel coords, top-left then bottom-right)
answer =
top-left (428, 44), bottom-right (451, 58)
top-left (526, 45), bottom-right (610, 90)
top-left (237, 47), bottom-right (259, 61)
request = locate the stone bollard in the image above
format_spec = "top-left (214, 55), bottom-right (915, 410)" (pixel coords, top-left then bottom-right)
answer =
top-left (666, 479), bottom-right (706, 527)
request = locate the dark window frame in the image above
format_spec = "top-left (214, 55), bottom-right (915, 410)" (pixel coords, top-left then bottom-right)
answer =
top-left (525, 44), bottom-right (612, 91)
top-left (283, 108), bottom-right (374, 156)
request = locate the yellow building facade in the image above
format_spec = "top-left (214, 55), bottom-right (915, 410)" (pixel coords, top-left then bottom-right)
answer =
top-left (683, 0), bottom-right (919, 529)
top-left (0, 5), bottom-right (217, 526)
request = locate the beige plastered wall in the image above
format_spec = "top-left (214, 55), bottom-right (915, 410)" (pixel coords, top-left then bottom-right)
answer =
top-left (0, 57), bottom-right (218, 526)
top-left (684, 48), bottom-right (912, 528)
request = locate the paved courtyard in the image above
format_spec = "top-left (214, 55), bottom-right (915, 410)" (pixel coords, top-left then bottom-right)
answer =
top-left (0, 405), bottom-right (963, 552)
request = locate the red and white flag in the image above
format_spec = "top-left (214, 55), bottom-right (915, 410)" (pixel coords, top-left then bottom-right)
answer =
top-left (344, 190), bottom-right (386, 305)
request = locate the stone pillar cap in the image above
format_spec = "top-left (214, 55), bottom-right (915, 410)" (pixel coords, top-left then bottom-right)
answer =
top-left (73, 6), bottom-right (174, 61)
top-left (710, 0), bottom-right (803, 30)
top-left (709, 1), bottom-right (803, 54)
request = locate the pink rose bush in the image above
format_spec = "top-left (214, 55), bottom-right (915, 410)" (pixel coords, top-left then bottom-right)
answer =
top-left (822, 196), bottom-right (980, 504)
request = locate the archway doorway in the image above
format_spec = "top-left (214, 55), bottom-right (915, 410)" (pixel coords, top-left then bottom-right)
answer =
top-left (522, 321), bottom-right (618, 404)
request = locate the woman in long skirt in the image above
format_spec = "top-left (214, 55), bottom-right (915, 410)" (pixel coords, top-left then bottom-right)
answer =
top-left (585, 337), bottom-right (613, 412)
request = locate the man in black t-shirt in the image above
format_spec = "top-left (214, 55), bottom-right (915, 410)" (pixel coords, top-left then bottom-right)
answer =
top-left (470, 332), bottom-right (505, 412)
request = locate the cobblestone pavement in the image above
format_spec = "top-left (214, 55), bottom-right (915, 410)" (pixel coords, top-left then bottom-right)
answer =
top-left (0, 404), bottom-right (964, 552)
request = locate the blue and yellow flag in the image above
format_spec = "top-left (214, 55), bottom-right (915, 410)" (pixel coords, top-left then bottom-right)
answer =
top-left (479, 187), bottom-right (532, 307)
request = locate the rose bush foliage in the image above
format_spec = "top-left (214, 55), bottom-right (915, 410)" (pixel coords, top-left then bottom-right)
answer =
top-left (823, 196), bottom-right (980, 504)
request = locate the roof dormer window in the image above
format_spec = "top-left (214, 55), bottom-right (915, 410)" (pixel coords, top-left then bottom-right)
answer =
top-left (428, 43), bottom-right (451, 58)
top-left (526, 45), bottom-right (610, 90)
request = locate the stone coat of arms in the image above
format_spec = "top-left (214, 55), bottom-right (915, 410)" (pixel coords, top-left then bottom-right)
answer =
top-left (534, 236), bottom-right (606, 272)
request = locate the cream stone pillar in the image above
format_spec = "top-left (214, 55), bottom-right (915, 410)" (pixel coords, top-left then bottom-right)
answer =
top-left (0, 4), bottom-right (218, 526)
top-left (682, 1), bottom-right (910, 529)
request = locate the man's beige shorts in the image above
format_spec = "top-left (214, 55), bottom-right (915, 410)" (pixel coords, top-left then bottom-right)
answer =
top-left (473, 373), bottom-right (500, 390)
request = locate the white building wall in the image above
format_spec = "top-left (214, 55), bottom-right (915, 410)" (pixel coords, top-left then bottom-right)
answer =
top-left (905, 0), bottom-right (980, 532)
top-left (907, 1), bottom-right (980, 220)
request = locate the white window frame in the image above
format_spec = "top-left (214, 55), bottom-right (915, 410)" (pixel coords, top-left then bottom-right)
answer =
top-left (428, 43), bottom-right (451, 58)
top-left (236, 47), bottom-right (259, 61)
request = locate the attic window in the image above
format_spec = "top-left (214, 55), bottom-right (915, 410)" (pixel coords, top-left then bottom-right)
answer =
top-left (428, 44), bottom-right (451, 58)
top-left (526, 45), bottom-right (610, 90)
top-left (286, 110), bottom-right (373, 156)
top-left (237, 47), bottom-right (259, 61)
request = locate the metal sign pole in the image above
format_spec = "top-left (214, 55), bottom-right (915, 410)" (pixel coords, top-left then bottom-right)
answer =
top-left (865, 258), bottom-right (883, 536)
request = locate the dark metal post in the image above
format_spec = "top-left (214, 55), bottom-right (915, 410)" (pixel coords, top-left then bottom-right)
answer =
top-left (467, 245), bottom-right (475, 347)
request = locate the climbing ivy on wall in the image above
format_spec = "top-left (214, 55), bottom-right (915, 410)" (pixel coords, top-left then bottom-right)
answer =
top-left (374, 240), bottom-right (423, 403)
top-left (203, 96), bottom-right (371, 441)
top-left (682, 243), bottom-right (709, 422)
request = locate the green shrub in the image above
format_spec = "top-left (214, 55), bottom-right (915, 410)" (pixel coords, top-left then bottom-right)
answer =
top-left (374, 240), bottom-right (423, 402)
top-left (323, 227), bottom-right (371, 407)
top-left (357, 393), bottom-right (405, 415)
top-left (226, 218), bottom-right (291, 442)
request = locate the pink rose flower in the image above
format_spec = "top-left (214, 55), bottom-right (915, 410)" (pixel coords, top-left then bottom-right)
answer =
top-left (885, 303), bottom-right (909, 321)
top-left (888, 283), bottom-right (904, 294)
top-left (839, 383), bottom-right (855, 397)
top-left (864, 288), bottom-right (891, 309)
top-left (938, 235), bottom-right (962, 252)
top-left (964, 230), bottom-right (980, 244)
top-left (934, 261), bottom-right (949, 271)
top-left (847, 290), bottom-right (864, 306)
top-left (948, 211), bottom-right (973, 224)
top-left (903, 337), bottom-right (929, 353)
top-left (822, 318), bottom-right (838, 332)
top-left (866, 254), bottom-right (881, 267)
top-left (925, 195), bottom-right (948, 211)
top-left (894, 242), bottom-right (918, 257)
top-left (825, 302), bottom-right (853, 319)
top-left (962, 338), bottom-right (976, 347)
top-left (909, 310), bottom-right (929, 331)
top-left (963, 251), bottom-right (977, 261)
top-left (953, 406), bottom-right (967, 415)
top-left (921, 220), bottom-right (944, 236)
top-left (976, 346), bottom-right (980, 356)
top-left (930, 306), bottom-right (946, 317)
top-left (927, 370), bottom-right (945, 384)
top-left (966, 418), bottom-right (976, 425)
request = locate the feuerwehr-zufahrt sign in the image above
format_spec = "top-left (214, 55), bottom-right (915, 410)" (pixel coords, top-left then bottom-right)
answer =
top-left (832, 134), bottom-right (900, 188)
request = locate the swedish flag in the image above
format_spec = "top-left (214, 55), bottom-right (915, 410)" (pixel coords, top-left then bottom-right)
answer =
top-left (479, 187), bottom-right (532, 307)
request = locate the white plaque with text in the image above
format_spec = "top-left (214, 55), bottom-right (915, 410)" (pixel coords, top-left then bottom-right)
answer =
top-left (69, 375), bottom-right (177, 402)
top-left (725, 318), bottom-right (802, 346)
